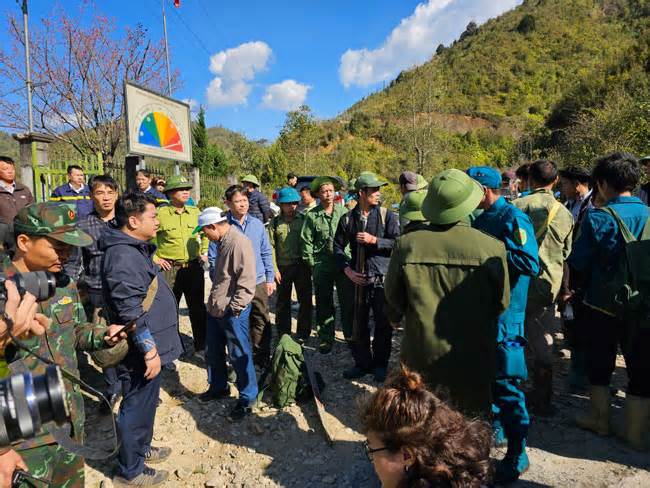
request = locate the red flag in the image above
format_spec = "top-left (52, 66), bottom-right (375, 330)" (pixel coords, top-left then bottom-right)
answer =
top-left (174, 0), bottom-right (180, 7)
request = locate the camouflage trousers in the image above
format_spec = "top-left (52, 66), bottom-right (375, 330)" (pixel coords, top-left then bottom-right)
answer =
top-left (16, 444), bottom-right (84, 488)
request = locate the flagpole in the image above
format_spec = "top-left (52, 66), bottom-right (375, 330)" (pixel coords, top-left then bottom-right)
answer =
top-left (161, 0), bottom-right (179, 176)
top-left (161, 0), bottom-right (172, 96)
top-left (21, 0), bottom-right (34, 133)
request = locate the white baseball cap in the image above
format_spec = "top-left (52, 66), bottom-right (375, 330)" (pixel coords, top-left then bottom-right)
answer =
top-left (193, 207), bottom-right (228, 234)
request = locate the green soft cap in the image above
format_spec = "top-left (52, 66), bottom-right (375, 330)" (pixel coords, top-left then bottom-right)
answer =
top-left (165, 175), bottom-right (193, 192)
top-left (310, 176), bottom-right (341, 193)
top-left (240, 174), bottom-right (261, 187)
top-left (355, 172), bottom-right (388, 190)
top-left (422, 169), bottom-right (484, 225)
top-left (399, 190), bottom-right (427, 222)
top-left (14, 202), bottom-right (93, 247)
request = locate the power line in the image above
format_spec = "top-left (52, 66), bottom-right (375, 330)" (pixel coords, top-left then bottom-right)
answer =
top-left (168, 2), bottom-right (212, 56)
top-left (145, 0), bottom-right (211, 56)
top-left (197, 0), bottom-right (222, 42)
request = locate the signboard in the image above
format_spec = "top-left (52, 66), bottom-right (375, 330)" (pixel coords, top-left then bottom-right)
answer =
top-left (124, 81), bottom-right (192, 162)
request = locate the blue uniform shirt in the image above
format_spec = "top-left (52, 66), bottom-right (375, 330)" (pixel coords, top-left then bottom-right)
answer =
top-left (569, 196), bottom-right (649, 312)
top-left (51, 183), bottom-right (93, 218)
top-left (472, 196), bottom-right (540, 341)
top-left (208, 212), bottom-right (274, 285)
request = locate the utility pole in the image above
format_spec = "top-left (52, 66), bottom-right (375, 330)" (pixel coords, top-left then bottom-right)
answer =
top-left (20, 0), bottom-right (34, 133)
top-left (160, 0), bottom-right (179, 175)
top-left (161, 0), bottom-right (172, 96)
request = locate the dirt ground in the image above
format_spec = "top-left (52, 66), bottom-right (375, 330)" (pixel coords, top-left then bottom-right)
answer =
top-left (82, 281), bottom-right (650, 488)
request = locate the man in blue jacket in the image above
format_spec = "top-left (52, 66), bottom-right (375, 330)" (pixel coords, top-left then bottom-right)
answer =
top-left (569, 152), bottom-right (650, 449)
top-left (51, 164), bottom-right (93, 218)
top-left (241, 174), bottom-right (272, 224)
top-left (101, 191), bottom-right (183, 487)
top-left (468, 166), bottom-right (540, 484)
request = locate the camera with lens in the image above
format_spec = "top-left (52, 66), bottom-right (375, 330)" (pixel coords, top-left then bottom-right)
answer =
top-left (0, 365), bottom-right (70, 448)
top-left (0, 271), bottom-right (57, 314)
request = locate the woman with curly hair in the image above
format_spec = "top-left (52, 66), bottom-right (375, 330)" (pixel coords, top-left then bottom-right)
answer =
top-left (359, 365), bottom-right (492, 488)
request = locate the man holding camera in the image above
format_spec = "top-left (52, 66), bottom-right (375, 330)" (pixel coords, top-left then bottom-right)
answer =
top-left (2, 202), bottom-right (125, 487)
top-left (0, 281), bottom-right (50, 488)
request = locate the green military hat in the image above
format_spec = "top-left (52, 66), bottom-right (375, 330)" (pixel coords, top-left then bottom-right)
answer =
top-left (399, 190), bottom-right (427, 222)
top-left (241, 174), bottom-right (261, 187)
top-left (310, 176), bottom-right (341, 193)
top-left (416, 174), bottom-right (428, 190)
top-left (164, 175), bottom-right (193, 192)
top-left (422, 169), bottom-right (484, 225)
top-left (355, 172), bottom-right (388, 190)
top-left (14, 202), bottom-right (93, 247)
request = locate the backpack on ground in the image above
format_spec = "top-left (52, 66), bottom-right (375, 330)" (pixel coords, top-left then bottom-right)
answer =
top-left (601, 207), bottom-right (650, 326)
top-left (258, 334), bottom-right (314, 408)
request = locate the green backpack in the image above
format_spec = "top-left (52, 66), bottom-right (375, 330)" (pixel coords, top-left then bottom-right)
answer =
top-left (601, 207), bottom-right (650, 325)
top-left (259, 334), bottom-right (309, 408)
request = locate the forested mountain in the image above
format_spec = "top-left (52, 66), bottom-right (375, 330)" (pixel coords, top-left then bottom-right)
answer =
top-left (228, 0), bottom-right (649, 189)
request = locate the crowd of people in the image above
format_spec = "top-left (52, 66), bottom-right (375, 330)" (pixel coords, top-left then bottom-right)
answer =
top-left (0, 150), bottom-right (649, 487)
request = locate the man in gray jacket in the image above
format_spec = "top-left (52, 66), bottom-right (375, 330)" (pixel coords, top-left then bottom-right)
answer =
top-left (196, 207), bottom-right (257, 420)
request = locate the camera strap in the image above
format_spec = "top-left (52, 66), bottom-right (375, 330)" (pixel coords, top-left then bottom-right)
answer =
top-left (6, 317), bottom-right (120, 461)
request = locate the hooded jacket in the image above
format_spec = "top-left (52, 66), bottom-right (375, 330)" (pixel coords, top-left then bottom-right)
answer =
top-left (100, 227), bottom-right (183, 365)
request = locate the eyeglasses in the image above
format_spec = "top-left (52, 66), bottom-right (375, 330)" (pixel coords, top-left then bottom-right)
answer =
top-left (363, 440), bottom-right (389, 461)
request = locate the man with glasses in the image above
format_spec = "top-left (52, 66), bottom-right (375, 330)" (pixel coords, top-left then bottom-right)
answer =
top-left (64, 174), bottom-right (122, 412)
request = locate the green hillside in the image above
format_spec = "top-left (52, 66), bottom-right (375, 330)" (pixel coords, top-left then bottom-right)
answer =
top-left (244, 0), bottom-right (648, 187)
top-left (332, 0), bottom-right (649, 174)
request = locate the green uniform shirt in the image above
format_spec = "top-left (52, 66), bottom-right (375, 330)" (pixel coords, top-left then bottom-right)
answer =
top-left (300, 204), bottom-right (347, 267)
top-left (154, 204), bottom-right (208, 261)
top-left (269, 212), bottom-right (305, 267)
top-left (3, 262), bottom-right (108, 450)
top-left (514, 188), bottom-right (574, 310)
top-left (384, 222), bottom-right (510, 415)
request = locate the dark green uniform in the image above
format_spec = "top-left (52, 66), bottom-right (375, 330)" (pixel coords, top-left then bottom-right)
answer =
top-left (300, 204), bottom-right (351, 344)
top-left (385, 221), bottom-right (510, 415)
top-left (3, 203), bottom-right (107, 488)
top-left (269, 212), bottom-right (312, 338)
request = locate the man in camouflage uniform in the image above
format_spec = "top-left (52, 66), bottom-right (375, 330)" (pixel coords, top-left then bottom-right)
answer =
top-left (3, 202), bottom-right (124, 487)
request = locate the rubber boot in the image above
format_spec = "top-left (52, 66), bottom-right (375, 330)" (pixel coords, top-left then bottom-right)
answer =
top-left (575, 385), bottom-right (611, 435)
top-left (620, 395), bottom-right (650, 450)
top-left (494, 437), bottom-right (529, 484)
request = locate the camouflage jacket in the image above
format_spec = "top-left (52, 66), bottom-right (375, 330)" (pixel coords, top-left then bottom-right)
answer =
top-left (3, 261), bottom-right (108, 450)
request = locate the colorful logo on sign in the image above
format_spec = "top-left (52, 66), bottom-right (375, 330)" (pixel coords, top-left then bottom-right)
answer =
top-left (138, 112), bottom-right (184, 152)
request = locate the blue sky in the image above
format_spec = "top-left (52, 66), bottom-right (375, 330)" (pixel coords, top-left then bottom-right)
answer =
top-left (4, 0), bottom-right (521, 141)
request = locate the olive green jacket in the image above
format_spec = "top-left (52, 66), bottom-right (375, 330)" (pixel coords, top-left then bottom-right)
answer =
top-left (514, 188), bottom-right (574, 310)
top-left (385, 222), bottom-right (510, 415)
top-left (300, 204), bottom-right (347, 267)
top-left (269, 212), bottom-right (305, 268)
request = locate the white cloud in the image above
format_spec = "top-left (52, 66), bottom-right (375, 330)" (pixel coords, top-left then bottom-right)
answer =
top-left (206, 41), bottom-right (272, 107)
top-left (339, 0), bottom-right (522, 88)
top-left (182, 98), bottom-right (200, 113)
top-left (262, 80), bottom-right (311, 111)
